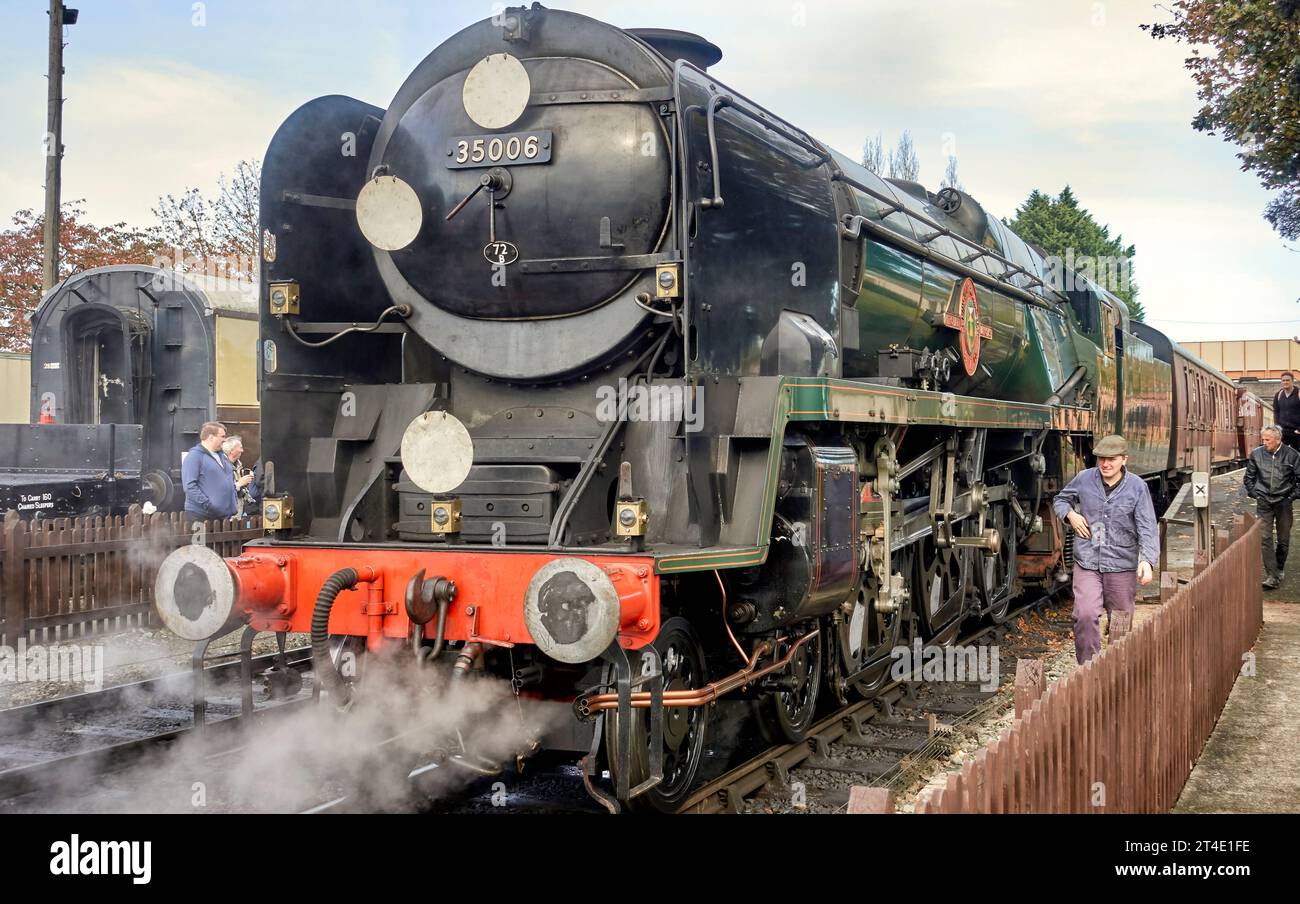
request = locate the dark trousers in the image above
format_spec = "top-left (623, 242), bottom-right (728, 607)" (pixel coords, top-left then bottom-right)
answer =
top-left (1257, 499), bottom-right (1294, 583)
top-left (1071, 565), bottom-right (1137, 664)
top-left (1283, 430), bottom-right (1300, 454)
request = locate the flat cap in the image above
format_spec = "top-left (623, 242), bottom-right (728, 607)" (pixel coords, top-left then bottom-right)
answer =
top-left (1093, 434), bottom-right (1128, 457)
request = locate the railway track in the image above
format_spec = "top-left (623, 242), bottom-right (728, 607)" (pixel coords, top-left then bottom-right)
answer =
top-left (0, 592), bottom-right (1071, 814)
top-left (679, 593), bottom-right (1070, 814)
top-left (0, 647), bottom-right (314, 807)
top-left (425, 592), bottom-right (1072, 814)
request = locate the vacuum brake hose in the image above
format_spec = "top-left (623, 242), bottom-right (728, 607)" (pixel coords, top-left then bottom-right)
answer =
top-left (312, 568), bottom-right (360, 704)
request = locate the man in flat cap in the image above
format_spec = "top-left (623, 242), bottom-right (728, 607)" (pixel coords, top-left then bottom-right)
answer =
top-left (1053, 434), bottom-right (1159, 663)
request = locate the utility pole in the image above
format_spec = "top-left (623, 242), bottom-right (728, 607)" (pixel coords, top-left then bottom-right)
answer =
top-left (42, 1), bottom-right (78, 292)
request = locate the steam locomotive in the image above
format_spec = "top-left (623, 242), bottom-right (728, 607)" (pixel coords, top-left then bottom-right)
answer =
top-left (154, 5), bottom-right (1262, 811)
top-left (0, 265), bottom-right (259, 517)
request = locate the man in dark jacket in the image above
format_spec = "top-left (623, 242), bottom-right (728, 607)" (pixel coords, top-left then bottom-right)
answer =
top-left (1244, 424), bottom-right (1300, 589)
top-left (182, 421), bottom-right (238, 523)
top-left (1274, 372), bottom-right (1300, 453)
top-left (1052, 434), bottom-right (1160, 664)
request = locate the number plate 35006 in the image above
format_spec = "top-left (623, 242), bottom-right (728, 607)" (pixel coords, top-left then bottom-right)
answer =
top-left (447, 130), bottom-right (552, 169)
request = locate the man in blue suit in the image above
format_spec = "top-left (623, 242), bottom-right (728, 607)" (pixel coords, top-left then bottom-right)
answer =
top-left (182, 421), bottom-right (238, 523)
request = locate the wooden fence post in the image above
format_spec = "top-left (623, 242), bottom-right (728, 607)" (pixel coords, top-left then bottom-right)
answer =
top-left (3, 510), bottom-right (27, 644)
top-left (1213, 527), bottom-right (1231, 559)
top-left (847, 786), bottom-right (895, 813)
top-left (1014, 658), bottom-right (1045, 720)
top-left (1109, 609), bottom-right (1133, 642)
top-left (1158, 519), bottom-right (1168, 577)
top-left (1160, 570), bottom-right (1178, 603)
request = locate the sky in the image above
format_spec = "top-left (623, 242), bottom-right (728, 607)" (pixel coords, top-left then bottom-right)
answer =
top-left (0, 0), bottom-right (1295, 342)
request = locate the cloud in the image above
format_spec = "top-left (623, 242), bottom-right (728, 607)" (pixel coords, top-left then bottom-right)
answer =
top-left (0, 57), bottom-right (298, 226)
top-left (0, 0), bottom-right (1290, 341)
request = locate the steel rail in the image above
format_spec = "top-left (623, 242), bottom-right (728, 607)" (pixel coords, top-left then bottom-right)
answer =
top-left (0, 647), bottom-right (311, 735)
top-left (0, 649), bottom-right (314, 803)
top-left (677, 591), bottom-right (1059, 814)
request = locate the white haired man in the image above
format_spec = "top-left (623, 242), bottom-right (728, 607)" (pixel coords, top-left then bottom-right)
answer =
top-left (221, 434), bottom-right (258, 515)
top-left (1244, 424), bottom-right (1300, 590)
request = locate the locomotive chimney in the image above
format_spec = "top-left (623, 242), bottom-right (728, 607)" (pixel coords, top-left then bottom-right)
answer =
top-left (627, 28), bottom-right (722, 70)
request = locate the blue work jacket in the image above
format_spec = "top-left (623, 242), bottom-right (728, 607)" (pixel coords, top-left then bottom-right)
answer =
top-left (1052, 467), bottom-right (1159, 573)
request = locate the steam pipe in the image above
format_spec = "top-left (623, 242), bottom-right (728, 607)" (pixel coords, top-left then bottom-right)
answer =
top-left (1045, 365), bottom-right (1088, 408)
top-left (716, 570), bottom-right (748, 662)
top-left (577, 630), bottom-right (819, 714)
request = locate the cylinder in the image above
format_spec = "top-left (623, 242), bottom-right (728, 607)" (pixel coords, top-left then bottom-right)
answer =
top-left (227, 554), bottom-right (288, 612)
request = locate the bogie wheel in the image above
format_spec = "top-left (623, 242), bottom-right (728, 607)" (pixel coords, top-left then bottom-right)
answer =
top-left (605, 617), bottom-right (709, 813)
top-left (757, 625), bottom-right (823, 743)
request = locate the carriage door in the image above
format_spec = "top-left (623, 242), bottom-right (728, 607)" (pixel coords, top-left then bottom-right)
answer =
top-left (63, 305), bottom-right (135, 425)
top-left (1096, 302), bottom-right (1119, 436)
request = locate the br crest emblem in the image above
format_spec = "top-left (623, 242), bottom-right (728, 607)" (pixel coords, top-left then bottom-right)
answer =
top-left (941, 278), bottom-right (993, 376)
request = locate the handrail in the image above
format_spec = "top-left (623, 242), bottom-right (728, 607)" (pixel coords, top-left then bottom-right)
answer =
top-left (833, 171), bottom-right (1060, 301)
top-left (676, 60), bottom-right (830, 212)
top-left (670, 60), bottom-right (1063, 308)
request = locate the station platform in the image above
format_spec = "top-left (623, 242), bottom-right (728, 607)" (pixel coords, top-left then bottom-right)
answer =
top-left (1171, 506), bottom-right (1300, 813)
top-left (1115, 468), bottom-right (1300, 813)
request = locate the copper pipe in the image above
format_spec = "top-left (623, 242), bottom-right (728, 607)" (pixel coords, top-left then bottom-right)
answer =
top-left (579, 629), bottom-right (819, 714)
top-left (716, 570), bottom-right (748, 662)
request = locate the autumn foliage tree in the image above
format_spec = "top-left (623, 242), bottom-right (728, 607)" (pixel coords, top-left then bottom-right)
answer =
top-left (0, 159), bottom-right (259, 353)
top-left (1144, 1), bottom-right (1300, 240)
top-left (0, 203), bottom-right (163, 352)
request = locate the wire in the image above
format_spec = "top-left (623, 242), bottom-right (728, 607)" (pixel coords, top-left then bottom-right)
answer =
top-left (281, 304), bottom-right (411, 348)
top-left (1146, 317), bottom-right (1299, 325)
top-left (634, 294), bottom-right (675, 319)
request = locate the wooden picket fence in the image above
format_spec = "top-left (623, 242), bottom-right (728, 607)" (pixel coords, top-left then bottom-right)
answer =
top-left (0, 508), bottom-right (262, 644)
top-left (916, 513), bottom-right (1264, 813)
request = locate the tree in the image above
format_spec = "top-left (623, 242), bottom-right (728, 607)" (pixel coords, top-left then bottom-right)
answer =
top-left (1005, 186), bottom-right (1145, 322)
top-left (941, 155), bottom-right (962, 191)
top-left (153, 159), bottom-right (260, 282)
top-left (1144, 1), bottom-right (1300, 240)
top-left (861, 133), bottom-right (885, 174)
top-left (0, 203), bottom-right (163, 352)
top-left (888, 131), bottom-right (920, 182)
